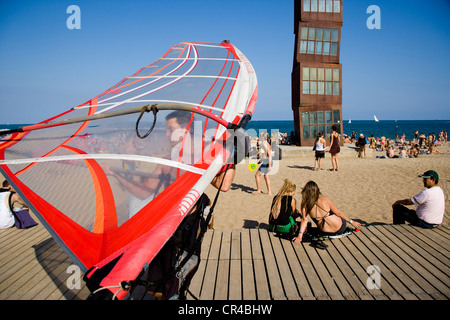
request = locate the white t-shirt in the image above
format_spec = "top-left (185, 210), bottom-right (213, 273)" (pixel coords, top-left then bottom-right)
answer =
top-left (411, 186), bottom-right (445, 224)
top-left (0, 192), bottom-right (15, 229)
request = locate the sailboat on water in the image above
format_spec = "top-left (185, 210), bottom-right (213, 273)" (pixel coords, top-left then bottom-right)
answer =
top-left (374, 115), bottom-right (379, 122)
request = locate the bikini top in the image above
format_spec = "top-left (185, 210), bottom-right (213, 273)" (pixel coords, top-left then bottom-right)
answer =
top-left (311, 202), bottom-right (334, 225)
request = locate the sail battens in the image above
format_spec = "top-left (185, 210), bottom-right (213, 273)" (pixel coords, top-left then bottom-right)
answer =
top-left (0, 154), bottom-right (205, 175)
top-left (126, 75), bottom-right (240, 81)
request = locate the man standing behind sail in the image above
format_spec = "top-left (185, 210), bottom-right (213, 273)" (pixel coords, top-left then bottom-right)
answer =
top-left (106, 110), bottom-right (237, 218)
top-left (165, 110), bottom-right (236, 192)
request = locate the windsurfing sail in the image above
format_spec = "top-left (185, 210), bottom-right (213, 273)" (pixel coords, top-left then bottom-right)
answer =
top-left (0, 41), bottom-right (257, 299)
top-left (374, 115), bottom-right (379, 122)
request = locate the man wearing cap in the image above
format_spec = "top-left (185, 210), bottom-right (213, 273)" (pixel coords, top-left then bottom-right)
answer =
top-left (392, 170), bottom-right (445, 228)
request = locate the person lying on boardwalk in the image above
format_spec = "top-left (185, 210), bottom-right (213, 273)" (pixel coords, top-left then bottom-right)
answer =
top-left (268, 179), bottom-right (300, 236)
top-left (392, 170), bottom-right (445, 229)
top-left (293, 180), bottom-right (360, 243)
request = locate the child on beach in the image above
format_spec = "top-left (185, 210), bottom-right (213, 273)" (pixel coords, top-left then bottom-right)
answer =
top-left (313, 132), bottom-right (326, 171)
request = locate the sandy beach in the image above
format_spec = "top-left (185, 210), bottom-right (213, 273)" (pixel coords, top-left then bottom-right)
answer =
top-left (205, 142), bottom-right (450, 230)
top-left (1, 142), bottom-right (448, 231)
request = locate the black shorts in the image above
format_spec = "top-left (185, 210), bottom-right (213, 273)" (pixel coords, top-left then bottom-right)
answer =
top-left (315, 150), bottom-right (325, 159)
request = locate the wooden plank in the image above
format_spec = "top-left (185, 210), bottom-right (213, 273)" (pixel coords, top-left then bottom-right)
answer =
top-left (0, 231), bottom-right (50, 283)
top-left (439, 225), bottom-right (450, 235)
top-left (315, 240), bottom-right (360, 300)
top-left (279, 239), bottom-right (315, 300)
top-left (339, 234), bottom-right (397, 300)
top-left (268, 234), bottom-right (300, 300)
top-left (0, 237), bottom-right (56, 298)
top-left (350, 227), bottom-right (416, 300)
top-left (199, 230), bottom-right (221, 300)
top-left (0, 227), bottom-right (48, 270)
top-left (369, 226), bottom-right (434, 300)
top-left (258, 229), bottom-right (285, 300)
top-left (19, 249), bottom-right (70, 300)
top-left (33, 256), bottom-right (86, 300)
top-left (374, 225), bottom-right (449, 299)
top-left (250, 229), bottom-right (270, 300)
top-left (433, 227), bottom-right (450, 241)
top-left (302, 241), bottom-right (344, 300)
top-left (292, 242), bottom-right (329, 300)
top-left (228, 229), bottom-right (242, 300)
top-left (215, 229), bottom-right (231, 299)
top-left (412, 226), bottom-right (450, 252)
top-left (2, 227), bottom-right (450, 300)
top-left (392, 225), bottom-right (450, 276)
top-left (329, 237), bottom-right (377, 300)
top-left (1, 240), bottom-right (61, 299)
top-left (188, 229), bottom-right (213, 299)
top-left (241, 229), bottom-right (256, 300)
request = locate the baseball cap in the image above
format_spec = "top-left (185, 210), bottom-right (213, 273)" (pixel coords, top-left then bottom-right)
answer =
top-left (418, 170), bottom-right (439, 182)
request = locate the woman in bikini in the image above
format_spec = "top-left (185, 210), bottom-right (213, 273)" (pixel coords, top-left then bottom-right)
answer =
top-left (293, 181), bottom-right (360, 243)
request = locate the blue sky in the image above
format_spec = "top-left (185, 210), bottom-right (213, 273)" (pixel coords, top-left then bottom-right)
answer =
top-left (0, 0), bottom-right (449, 123)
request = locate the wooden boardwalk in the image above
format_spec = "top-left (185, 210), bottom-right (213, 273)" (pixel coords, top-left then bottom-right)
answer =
top-left (0, 223), bottom-right (449, 300)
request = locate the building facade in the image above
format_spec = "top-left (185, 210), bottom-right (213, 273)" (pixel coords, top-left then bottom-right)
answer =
top-left (292, 0), bottom-right (343, 146)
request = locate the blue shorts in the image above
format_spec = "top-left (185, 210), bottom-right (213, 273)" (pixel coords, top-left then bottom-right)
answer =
top-left (258, 160), bottom-right (273, 174)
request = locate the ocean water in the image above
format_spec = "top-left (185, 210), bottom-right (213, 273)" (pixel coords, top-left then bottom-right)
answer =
top-left (245, 120), bottom-right (450, 141)
top-left (2, 120), bottom-right (449, 141)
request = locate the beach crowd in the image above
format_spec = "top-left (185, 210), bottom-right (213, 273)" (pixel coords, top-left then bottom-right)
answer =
top-left (344, 129), bottom-right (448, 159)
